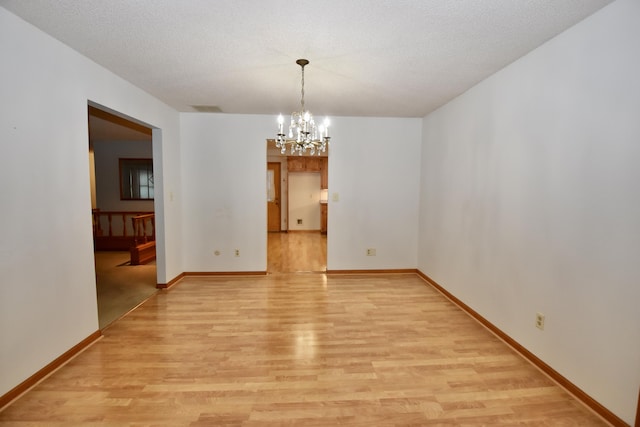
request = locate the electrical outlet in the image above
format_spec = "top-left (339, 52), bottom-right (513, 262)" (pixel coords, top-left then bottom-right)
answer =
top-left (366, 248), bottom-right (376, 256)
top-left (234, 249), bottom-right (240, 257)
top-left (535, 312), bottom-right (545, 330)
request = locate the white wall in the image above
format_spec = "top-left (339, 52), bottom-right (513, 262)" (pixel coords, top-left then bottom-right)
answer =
top-left (328, 117), bottom-right (422, 270)
top-left (0, 7), bottom-right (182, 398)
top-left (180, 113), bottom-right (271, 272)
top-left (418, 0), bottom-right (640, 423)
top-left (289, 173), bottom-right (321, 231)
top-left (93, 140), bottom-right (154, 212)
top-left (180, 114), bottom-right (421, 273)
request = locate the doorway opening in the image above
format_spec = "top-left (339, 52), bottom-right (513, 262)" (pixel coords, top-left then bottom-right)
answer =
top-left (266, 140), bottom-right (328, 274)
top-left (88, 104), bottom-right (158, 329)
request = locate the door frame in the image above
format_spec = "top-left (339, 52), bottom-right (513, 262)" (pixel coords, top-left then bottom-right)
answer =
top-left (267, 162), bottom-right (282, 232)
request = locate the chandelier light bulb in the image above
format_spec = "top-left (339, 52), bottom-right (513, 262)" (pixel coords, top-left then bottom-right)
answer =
top-left (277, 114), bottom-right (284, 134)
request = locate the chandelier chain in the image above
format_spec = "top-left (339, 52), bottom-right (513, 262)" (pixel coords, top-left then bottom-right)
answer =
top-left (300, 63), bottom-right (305, 111)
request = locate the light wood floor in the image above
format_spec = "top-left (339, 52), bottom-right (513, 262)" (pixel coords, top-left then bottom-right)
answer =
top-left (0, 272), bottom-right (608, 425)
top-left (268, 231), bottom-right (327, 273)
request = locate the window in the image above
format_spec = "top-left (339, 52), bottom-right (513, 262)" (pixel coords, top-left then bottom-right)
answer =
top-left (120, 158), bottom-right (154, 200)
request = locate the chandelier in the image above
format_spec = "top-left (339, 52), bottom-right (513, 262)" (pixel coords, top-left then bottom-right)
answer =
top-left (276, 59), bottom-right (330, 156)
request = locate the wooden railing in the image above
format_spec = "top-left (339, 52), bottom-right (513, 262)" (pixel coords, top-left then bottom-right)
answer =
top-left (129, 213), bottom-right (157, 265)
top-left (92, 209), bottom-right (156, 265)
top-left (92, 209), bottom-right (155, 252)
top-left (132, 213), bottom-right (155, 245)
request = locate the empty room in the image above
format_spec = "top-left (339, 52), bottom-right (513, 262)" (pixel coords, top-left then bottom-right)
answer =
top-left (1, 1), bottom-right (638, 425)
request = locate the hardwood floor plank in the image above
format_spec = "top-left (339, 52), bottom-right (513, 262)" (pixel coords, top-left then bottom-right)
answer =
top-left (268, 231), bottom-right (326, 273)
top-left (0, 273), bottom-right (609, 425)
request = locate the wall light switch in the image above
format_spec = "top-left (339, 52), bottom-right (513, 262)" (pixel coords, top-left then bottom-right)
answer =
top-left (332, 192), bottom-right (339, 202)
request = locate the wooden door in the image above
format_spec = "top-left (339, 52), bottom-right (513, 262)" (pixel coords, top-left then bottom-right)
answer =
top-left (267, 162), bottom-right (281, 232)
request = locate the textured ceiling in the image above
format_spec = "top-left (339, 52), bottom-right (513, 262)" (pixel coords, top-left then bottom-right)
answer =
top-left (2, 0), bottom-right (613, 118)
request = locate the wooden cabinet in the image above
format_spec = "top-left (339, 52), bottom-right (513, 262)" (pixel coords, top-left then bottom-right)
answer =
top-left (305, 157), bottom-right (321, 172)
top-left (287, 156), bottom-right (324, 173)
top-left (287, 157), bottom-right (306, 171)
top-left (320, 203), bottom-right (328, 234)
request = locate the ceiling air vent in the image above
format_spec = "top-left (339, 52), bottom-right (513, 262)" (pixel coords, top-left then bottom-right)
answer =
top-left (191, 105), bottom-right (223, 113)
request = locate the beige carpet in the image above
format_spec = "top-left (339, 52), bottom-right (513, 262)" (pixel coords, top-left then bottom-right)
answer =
top-left (94, 251), bottom-right (157, 329)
